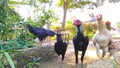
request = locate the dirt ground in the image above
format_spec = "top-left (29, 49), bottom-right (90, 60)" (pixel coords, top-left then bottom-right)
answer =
top-left (39, 41), bottom-right (117, 68)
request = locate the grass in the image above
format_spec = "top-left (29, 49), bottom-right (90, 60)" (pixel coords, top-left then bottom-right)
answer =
top-left (110, 59), bottom-right (118, 68)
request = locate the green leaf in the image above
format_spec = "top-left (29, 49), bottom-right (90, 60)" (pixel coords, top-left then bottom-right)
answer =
top-left (109, 59), bottom-right (118, 68)
top-left (0, 63), bottom-right (5, 68)
top-left (9, 1), bottom-right (27, 5)
top-left (34, 57), bottom-right (41, 62)
top-left (4, 51), bottom-right (15, 68)
top-left (38, 0), bottom-right (51, 3)
top-left (56, 0), bottom-right (64, 6)
top-left (0, 53), bottom-right (3, 59)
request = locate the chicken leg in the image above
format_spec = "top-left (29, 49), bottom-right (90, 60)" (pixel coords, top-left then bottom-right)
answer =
top-left (95, 43), bottom-right (101, 59)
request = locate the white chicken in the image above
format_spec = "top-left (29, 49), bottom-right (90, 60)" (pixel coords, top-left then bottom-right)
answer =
top-left (92, 14), bottom-right (112, 59)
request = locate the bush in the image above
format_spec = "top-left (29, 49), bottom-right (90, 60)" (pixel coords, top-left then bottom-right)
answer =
top-left (65, 24), bottom-right (76, 40)
top-left (51, 20), bottom-right (98, 40)
top-left (83, 22), bottom-right (97, 39)
top-left (116, 21), bottom-right (120, 28)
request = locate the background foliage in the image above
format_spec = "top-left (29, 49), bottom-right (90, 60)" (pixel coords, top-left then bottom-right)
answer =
top-left (0, 0), bottom-right (120, 67)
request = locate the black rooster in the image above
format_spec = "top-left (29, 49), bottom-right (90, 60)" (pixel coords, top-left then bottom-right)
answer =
top-left (54, 31), bottom-right (68, 68)
top-left (26, 24), bottom-right (55, 45)
top-left (73, 20), bottom-right (89, 68)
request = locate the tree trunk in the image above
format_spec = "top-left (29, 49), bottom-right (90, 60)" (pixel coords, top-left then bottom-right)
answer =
top-left (62, 0), bottom-right (68, 29)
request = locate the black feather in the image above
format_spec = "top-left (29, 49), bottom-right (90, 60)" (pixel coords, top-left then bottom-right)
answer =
top-left (46, 30), bottom-right (56, 36)
top-left (54, 32), bottom-right (68, 61)
top-left (26, 24), bottom-right (55, 41)
top-left (73, 25), bottom-right (89, 64)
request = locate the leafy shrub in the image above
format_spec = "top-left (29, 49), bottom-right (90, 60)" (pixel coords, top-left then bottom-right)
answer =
top-left (51, 25), bottom-right (61, 32)
top-left (83, 22), bottom-right (97, 39)
top-left (0, 40), bottom-right (16, 68)
top-left (65, 23), bottom-right (76, 40)
top-left (51, 19), bottom-right (76, 40)
top-left (52, 20), bottom-right (97, 40)
top-left (116, 21), bottom-right (120, 28)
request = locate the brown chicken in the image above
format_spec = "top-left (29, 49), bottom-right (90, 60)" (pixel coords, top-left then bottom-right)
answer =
top-left (108, 41), bottom-right (120, 65)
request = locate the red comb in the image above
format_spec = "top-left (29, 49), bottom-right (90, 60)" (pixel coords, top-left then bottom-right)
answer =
top-left (105, 21), bottom-right (111, 24)
top-left (73, 19), bottom-right (82, 26)
top-left (96, 14), bottom-right (102, 19)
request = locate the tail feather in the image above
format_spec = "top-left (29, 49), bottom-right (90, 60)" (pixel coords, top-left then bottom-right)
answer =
top-left (46, 30), bottom-right (56, 36)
